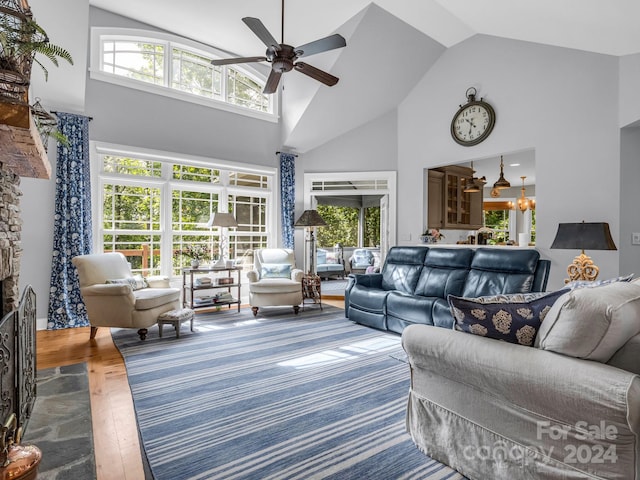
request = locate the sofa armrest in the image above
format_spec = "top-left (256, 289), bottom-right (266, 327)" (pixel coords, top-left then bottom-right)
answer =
top-left (402, 325), bottom-right (640, 436)
top-left (352, 272), bottom-right (383, 289)
top-left (247, 270), bottom-right (259, 283)
top-left (145, 275), bottom-right (171, 288)
top-left (291, 268), bottom-right (304, 282)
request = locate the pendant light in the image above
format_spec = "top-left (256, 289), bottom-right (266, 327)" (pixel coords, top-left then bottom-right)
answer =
top-left (517, 176), bottom-right (534, 212)
top-left (463, 161), bottom-right (486, 193)
top-left (493, 155), bottom-right (511, 190)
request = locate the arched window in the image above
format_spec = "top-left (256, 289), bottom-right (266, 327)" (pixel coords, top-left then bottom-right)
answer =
top-left (91, 28), bottom-right (275, 120)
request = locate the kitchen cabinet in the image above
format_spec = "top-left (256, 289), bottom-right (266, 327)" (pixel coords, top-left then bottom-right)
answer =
top-left (427, 165), bottom-right (483, 230)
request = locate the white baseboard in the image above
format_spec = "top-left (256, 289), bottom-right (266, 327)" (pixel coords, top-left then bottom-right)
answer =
top-left (36, 317), bottom-right (48, 331)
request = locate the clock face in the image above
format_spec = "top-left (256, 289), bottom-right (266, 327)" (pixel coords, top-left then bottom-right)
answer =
top-left (451, 101), bottom-right (496, 146)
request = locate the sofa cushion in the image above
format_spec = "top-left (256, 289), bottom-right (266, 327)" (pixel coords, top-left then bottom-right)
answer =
top-left (565, 273), bottom-right (634, 290)
top-left (536, 281), bottom-right (640, 362)
top-left (449, 289), bottom-right (567, 346)
top-left (134, 287), bottom-right (180, 310)
top-left (261, 263), bottom-right (292, 279)
top-left (249, 278), bottom-right (301, 294)
top-left (386, 292), bottom-right (439, 332)
top-left (414, 249), bottom-right (472, 298)
top-left (381, 246), bottom-right (428, 294)
top-left (316, 249), bottom-right (327, 264)
top-left (462, 248), bottom-right (540, 297)
top-left (106, 275), bottom-right (148, 291)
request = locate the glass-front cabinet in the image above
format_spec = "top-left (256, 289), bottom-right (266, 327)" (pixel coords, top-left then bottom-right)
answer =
top-left (428, 165), bottom-right (483, 229)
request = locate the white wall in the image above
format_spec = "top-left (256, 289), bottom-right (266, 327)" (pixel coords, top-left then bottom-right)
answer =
top-left (302, 109), bottom-right (398, 172)
top-left (619, 127), bottom-right (640, 276)
top-left (619, 53), bottom-right (640, 128)
top-left (399, 35), bottom-right (620, 291)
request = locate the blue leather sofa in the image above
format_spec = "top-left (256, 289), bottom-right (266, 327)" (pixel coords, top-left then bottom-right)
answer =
top-left (345, 246), bottom-right (550, 334)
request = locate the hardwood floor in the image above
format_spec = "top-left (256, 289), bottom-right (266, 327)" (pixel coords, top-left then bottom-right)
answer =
top-left (35, 298), bottom-right (344, 480)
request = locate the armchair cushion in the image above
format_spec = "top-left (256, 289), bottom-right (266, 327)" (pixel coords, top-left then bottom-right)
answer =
top-left (134, 288), bottom-right (181, 310)
top-left (449, 289), bottom-right (567, 346)
top-left (260, 263), bottom-right (292, 279)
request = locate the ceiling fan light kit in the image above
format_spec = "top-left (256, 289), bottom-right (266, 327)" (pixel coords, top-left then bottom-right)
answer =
top-left (211, 0), bottom-right (346, 94)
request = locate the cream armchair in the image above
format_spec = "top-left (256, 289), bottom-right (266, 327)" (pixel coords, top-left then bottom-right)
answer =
top-left (247, 248), bottom-right (304, 316)
top-left (72, 252), bottom-right (180, 340)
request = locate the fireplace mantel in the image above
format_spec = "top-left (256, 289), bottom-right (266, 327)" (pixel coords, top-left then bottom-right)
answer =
top-left (0, 114), bottom-right (51, 179)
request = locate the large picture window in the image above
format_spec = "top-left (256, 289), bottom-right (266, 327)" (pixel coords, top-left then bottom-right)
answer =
top-left (91, 28), bottom-right (275, 119)
top-left (96, 148), bottom-right (275, 278)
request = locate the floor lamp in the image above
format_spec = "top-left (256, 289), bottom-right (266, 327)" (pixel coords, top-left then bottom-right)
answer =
top-left (207, 212), bottom-right (238, 268)
top-left (294, 210), bottom-right (327, 275)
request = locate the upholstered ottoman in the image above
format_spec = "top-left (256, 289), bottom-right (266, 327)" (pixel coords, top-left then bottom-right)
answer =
top-left (157, 308), bottom-right (195, 338)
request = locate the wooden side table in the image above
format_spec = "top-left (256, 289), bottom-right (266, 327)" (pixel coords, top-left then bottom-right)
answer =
top-left (302, 274), bottom-right (322, 310)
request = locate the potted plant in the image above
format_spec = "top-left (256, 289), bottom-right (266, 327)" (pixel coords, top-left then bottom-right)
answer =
top-left (420, 228), bottom-right (444, 244)
top-left (181, 244), bottom-right (209, 268)
top-left (0, 1), bottom-right (73, 128)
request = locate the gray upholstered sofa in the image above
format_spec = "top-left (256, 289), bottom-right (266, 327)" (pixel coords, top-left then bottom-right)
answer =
top-left (402, 279), bottom-right (640, 479)
top-left (316, 248), bottom-right (345, 280)
top-left (345, 246), bottom-right (550, 334)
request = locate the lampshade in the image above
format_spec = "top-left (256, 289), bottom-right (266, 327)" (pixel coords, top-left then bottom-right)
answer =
top-left (550, 222), bottom-right (617, 251)
top-left (294, 210), bottom-right (327, 227)
top-left (206, 212), bottom-right (238, 228)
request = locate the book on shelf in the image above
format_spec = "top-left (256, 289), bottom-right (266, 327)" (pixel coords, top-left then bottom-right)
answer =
top-left (194, 277), bottom-right (213, 286)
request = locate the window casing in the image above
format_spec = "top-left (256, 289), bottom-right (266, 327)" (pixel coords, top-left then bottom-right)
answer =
top-left (90, 28), bottom-right (277, 121)
top-left (95, 147), bottom-right (275, 278)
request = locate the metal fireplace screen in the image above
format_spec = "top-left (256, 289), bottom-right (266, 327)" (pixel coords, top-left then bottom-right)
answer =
top-left (0, 285), bottom-right (36, 434)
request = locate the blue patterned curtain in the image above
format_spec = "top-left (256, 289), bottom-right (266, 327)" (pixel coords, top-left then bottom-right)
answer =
top-left (47, 113), bottom-right (92, 329)
top-left (280, 153), bottom-right (296, 249)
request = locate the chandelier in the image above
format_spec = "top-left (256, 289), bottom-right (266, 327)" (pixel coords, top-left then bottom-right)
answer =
top-left (517, 176), bottom-right (534, 212)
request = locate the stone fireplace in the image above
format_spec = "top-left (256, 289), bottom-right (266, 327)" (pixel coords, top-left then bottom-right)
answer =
top-left (0, 167), bottom-right (22, 316)
top-left (0, 163), bottom-right (37, 438)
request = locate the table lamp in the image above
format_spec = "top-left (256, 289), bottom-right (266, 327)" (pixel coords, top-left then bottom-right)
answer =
top-left (294, 210), bottom-right (327, 275)
top-left (550, 221), bottom-right (617, 283)
top-left (206, 212), bottom-right (238, 268)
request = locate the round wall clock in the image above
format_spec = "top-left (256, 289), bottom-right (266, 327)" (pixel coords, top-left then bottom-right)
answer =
top-left (451, 87), bottom-right (496, 146)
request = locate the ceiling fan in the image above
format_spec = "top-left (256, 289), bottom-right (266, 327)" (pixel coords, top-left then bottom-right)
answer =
top-left (211, 0), bottom-right (347, 94)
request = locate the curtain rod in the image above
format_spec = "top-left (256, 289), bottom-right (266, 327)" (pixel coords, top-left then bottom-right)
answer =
top-left (276, 151), bottom-right (298, 157)
top-left (51, 111), bottom-right (93, 121)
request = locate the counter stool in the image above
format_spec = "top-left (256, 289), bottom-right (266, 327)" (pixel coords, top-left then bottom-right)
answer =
top-left (157, 308), bottom-right (195, 338)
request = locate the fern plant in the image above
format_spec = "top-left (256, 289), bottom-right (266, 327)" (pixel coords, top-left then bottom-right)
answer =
top-left (0, 14), bottom-right (73, 81)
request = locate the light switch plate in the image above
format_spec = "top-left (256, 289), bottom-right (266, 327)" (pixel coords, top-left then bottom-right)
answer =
top-left (632, 233), bottom-right (640, 245)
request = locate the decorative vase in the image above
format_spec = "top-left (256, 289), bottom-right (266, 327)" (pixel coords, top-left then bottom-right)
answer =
top-left (190, 259), bottom-right (200, 268)
top-left (420, 235), bottom-right (438, 244)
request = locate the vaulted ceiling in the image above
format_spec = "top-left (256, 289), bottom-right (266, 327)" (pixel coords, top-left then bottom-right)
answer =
top-left (79, 1), bottom-right (640, 153)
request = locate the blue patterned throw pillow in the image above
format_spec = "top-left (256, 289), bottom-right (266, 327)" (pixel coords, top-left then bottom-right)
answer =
top-left (448, 289), bottom-right (568, 346)
top-left (261, 263), bottom-right (292, 279)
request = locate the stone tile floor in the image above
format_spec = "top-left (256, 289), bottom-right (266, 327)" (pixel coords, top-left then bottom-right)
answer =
top-left (22, 363), bottom-right (96, 480)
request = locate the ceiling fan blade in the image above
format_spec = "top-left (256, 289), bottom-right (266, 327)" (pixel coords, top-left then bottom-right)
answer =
top-left (294, 62), bottom-right (339, 87)
top-left (242, 17), bottom-right (281, 50)
top-left (263, 70), bottom-right (283, 94)
top-left (295, 34), bottom-right (346, 58)
top-left (211, 56), bottom-right (267, 66)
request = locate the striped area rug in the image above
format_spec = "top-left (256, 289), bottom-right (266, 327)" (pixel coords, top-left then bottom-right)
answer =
top-left (111, 306), bottom-right (465, 480)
